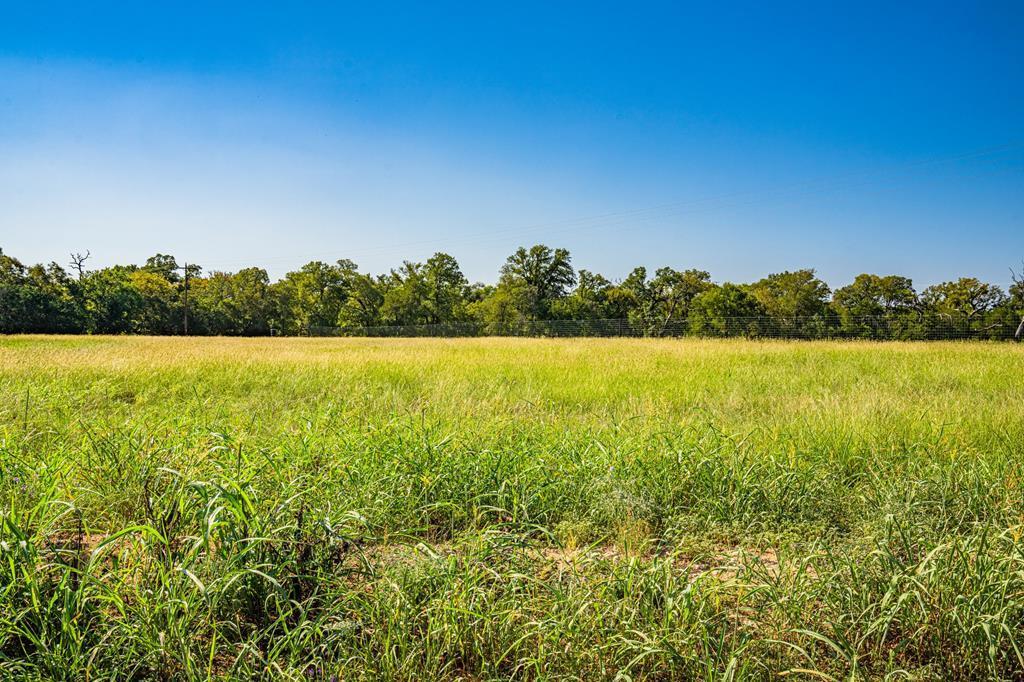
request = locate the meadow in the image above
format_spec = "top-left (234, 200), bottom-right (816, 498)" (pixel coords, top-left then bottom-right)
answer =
top-left (1, 335), bottom-right (1023, 680)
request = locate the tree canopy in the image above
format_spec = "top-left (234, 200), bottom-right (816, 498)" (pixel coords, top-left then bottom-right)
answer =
top-left (0, 246), bottom-right (1020, 339)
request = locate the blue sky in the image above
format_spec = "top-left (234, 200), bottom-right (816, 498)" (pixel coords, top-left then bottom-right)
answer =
top-left (1, 1), bottom-right (1022, 287)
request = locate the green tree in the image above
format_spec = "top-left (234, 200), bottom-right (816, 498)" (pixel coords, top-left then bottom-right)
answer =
top-left (922, 278), bottom-right (1006, 320)
top-left (0, 252), bottom-right (84, 333)
top-left (143, 254), bottom-right (182, 282)
top-left (228, 267), bottom-right (273, 335)
top-left (749, 269), bottom-right (831, 337)
top-left (833, 274), bottom-right (916, 316)
top-left (551, 270), bottom-right (614, 320)
top-left (497, 245), bottom-right (575, 320)
top-left (81, 266), bottom-right (145, 333)
top-left (379, 262), bottom-right (431, 326)
top-left (273, 260), bottom-right (358, 332)
top-left (128, 270), bottom-right (180, 334)
top-left (337, 273), bottom-right (384, 330)
top-left (191, 267), bottom-right (272, 335)
top-left (616, 267), bottom-right (712, 335)
top-left (474, 283), bottom-right (528, 334)
top-left (189, 272), bottom-right (233, 334)
top-left (423, 252), bottom-right (470, 323)
top-left (689, 283), bottom-right (766, 337)
top-left (750, 269), bottom-right (830, 318)
top-left (921, 277), bottom-right (1007, 338)
top-left (832, 274), bottom-right (919, 338)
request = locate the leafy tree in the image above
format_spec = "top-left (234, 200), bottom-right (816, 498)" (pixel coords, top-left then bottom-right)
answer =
top-left (189, 272), bottom-right (233, 334)
top-left (191, 267), bottom-right (272, 335)
top-left (1012, 279), bottom-right (1024, 310)
top-left (0, 252), bottom-right (31, 332)
top-left (0, 252), bottom-right (84, 333)
top-left (143, 254), bottom-right (182, 283)
top-left (423, 252), bottom-right (470, 323)
top-left (749, 269), bottom-right (830, 318)
top-left (689, 283), bottom-right (766, 336)
top-left (616, 267), bottom-right (653, 333)
top-left (833, 274), bottom-right (916, 316)
top-left (1011, 264), bottom-right (1024, 301)
top-left (81, 266), bottom-right (145, 334)
top-left (921, 278), bottom-right (1005, 320)
top-left (379, 262), bottom-right (431, 325)
top-left (128, 270), bottom-right (180, 334)
top-left (921, 277), bottom-right (1008, 338)
top-left (749, 269), bottom-right (832, 336)
top-left (135, 254), bottom-right (204, 333)
top-left (25, 263), bottom-right (84, 332)
top-left (466, 282), bottom-right (494, 304)
top-left (273, 260), bottom-right (358, 332)
top-left (141, 254), bottom-right (200, 280)
top-left (616, 267), bottom-right (712, 335)
top-left (227, 267), bottom-right (273, 335)
top-left (498, 245), bottom-right (575, 320)
top-left (377, 254), bottom-right (470, 327)
top-left (475, 283), bottom-right (528, 334)
top-left (832, 274), bottom-right (919, 338)
top-left (337, 273), bottom-right (384, 329)
top-left (552, 270), bottom-right (615, 320)
top-left (464, 283), bottom-right (498, 330)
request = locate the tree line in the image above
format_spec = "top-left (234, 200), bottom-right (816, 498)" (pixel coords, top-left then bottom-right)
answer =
top-left (2, 246), bottom-right (1022, 339)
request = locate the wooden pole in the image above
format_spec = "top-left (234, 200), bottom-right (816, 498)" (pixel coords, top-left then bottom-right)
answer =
top-left (183, 263), bottom-right (189, 335)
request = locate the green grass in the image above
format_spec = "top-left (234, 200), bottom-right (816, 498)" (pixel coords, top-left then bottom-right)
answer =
top-left (2, 336), bottom-right (1024, 680)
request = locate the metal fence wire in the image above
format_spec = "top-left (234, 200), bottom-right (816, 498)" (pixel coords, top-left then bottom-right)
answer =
top-left (307, 315), bottom-right (1024, 341)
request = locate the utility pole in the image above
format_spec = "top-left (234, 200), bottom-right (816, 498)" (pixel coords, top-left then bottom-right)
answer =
top-left (183, 262), bottom-right (190, 335)
top-left (171, 260), bottom-right (197, 335)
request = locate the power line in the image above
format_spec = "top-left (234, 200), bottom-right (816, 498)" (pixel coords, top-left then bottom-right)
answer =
top-left (189, 139), bottom-right (1024, 271)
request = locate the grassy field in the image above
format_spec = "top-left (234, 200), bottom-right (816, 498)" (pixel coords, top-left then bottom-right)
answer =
top-left (2, 336), bottom-right (1024, 680)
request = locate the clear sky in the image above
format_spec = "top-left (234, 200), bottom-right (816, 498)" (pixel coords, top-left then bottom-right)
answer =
top-left (1, 1), bottom-right (1022, 288)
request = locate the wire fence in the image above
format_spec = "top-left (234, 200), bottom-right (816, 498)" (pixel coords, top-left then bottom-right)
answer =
top-left (307, 315), bottom-right (1024, 341)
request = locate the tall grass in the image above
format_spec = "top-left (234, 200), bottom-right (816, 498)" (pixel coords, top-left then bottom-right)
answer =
top-left (1, 336), bottom-right (1023, 679)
